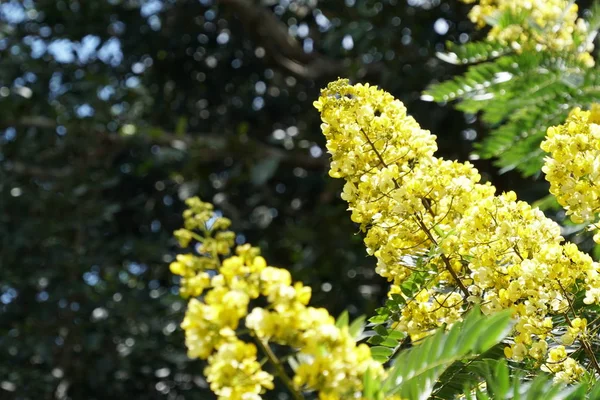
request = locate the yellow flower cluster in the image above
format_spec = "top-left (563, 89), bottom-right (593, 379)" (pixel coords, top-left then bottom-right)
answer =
top-left (204, 339), bottom-right (274, 399)
top-left (461, 0), bottom-right (593, 64)
top-left (170, 197), bottom-right (382, 399)
top-left (542, 345), bottom-right (586, 383)
top-left (542, 105), bottom-right (600, 244)
top-left (393, 289), bottom-right (464, 342)
top-left (315, 79), bottom-right (600, 382)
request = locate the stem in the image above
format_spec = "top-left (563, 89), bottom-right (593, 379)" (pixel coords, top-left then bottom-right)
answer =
top-left (557, 280), bottom-right (600, 376)
top-left (252, 334), bottom-right (304, 400)
top-left (414, 216), bottom-right (470, 299)
top-left (190, 232), bottom-right (205, 243)
top-left (358, 127), bottom-right (470, 299)
top-left (359, 127), bottom-right (388, 168)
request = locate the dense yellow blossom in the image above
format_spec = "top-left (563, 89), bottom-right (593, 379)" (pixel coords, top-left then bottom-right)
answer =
top-left (393, 289), bottom-right (464, 341)
top-left (541, 345), bottom-right (586, 383)
top-left (171, 197), bottom-right (382, 399)
top-left (204, 339), bottom-right (274, 400)
top-left (171, 78), bottom-right (600, 399)
top-left (460, 0), bottom-right (593, 63)
top-left (542, 104), bottom-right (600, 244)
top-left (315, 78), bottom-right (600, 382)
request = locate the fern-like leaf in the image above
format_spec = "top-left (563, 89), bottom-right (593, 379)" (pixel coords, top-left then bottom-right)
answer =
top-left (381, 306), bottom-right (513, 400)
top-left (468, 359), bottom-right (589, 400)
top-left (436, 40), bottom-right (512, 66)
top-left (424, 0), bottom-right (600, 177)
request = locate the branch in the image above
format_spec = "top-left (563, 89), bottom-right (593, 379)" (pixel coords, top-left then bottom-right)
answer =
top-left (557, 279), bottom-right (600, 377)
top-left (220, 0), bottom-right (381, 80)
top-left (8, 161), bottom-right (73, 178)
top-left (12, 116), bottom-right (57, 130)
top-left (219, 0), bottom-right (341, 79)
top-left (252, 334), bottom-right (304, 400)
top-left (5, 116), bottom-right (329, 177)
top-left (147, 129), bottom-right (328, 170)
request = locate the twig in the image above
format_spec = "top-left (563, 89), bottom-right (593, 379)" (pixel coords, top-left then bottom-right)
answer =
top-left (557, 279), bottom-right (600, 376)
top-left (358, 126), bottom-right (470, 298)
top-left (5, 116), bottom-right (328, 172)
top-left (252, 334), bottom-right (304, 400)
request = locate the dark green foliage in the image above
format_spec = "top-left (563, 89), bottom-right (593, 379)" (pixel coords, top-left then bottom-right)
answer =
top-left (362, 307), bottom-right (513, 400)
top-left (363, 307), bottom-right (600, 400)
top-left (431, 344), bottom-right (507, 399)
top-left (363, 271), bottom-right (429, 363)
top-left (383, 307), bottom-right (512, 399)
top-left (436, 40), bottom-right (512, 65)
top-left (465, 359), bottom-right (597, 400)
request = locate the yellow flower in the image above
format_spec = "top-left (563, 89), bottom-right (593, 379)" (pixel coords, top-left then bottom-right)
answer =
top-left (460, 0), bottom-right (594, 60)
top-left (172, 196), bottom-right (382, 398)
top-left (542, 105), bottom-right (600, 243)
top-left (315, 79), bottom-right (600, 382)
top-left (542, 346), bottom-right (585, 383)
top-left (205, 339), bottom-right (274, 399)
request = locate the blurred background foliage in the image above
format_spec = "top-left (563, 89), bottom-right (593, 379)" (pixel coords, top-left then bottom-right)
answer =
top-left (0, 0), bottom-right (595, 399)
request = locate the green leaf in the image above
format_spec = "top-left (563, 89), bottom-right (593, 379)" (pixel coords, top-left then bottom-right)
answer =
top-left (426, 32), bottom-right (600, 178)
top-left (349, 315), bottom-right (366, 340)
top-left (387, 330), bottom-right (406, 340)
top-left (374, 325), bottom-right (388, 336)
top-left (382, 307), bottom-right (513, 400)
top-left (367, 335), bottom-right (384, 345)
top-left (175, 116), bottom-right (188, 136)
top-left (368, 315), bottom-right (388, 324)
top-left (435, 41), bottom-right (512, 65)
top-left (472, 359), bottom-right (589, 400)
top-left (594, 243), bottom-right (600, 262)
top-left (370, 346), bottom-right (395, 362)
top-left (379, 337), bottom-right (399, 348)
top-left (533, 194), bottom-right (561, 212)
top-left (363, 367), bottom-right (375, 399)
top-left (389, 293), bottom-right (405, 306)
top-left (336, 310), bottom-right (350, 328)
top-left (587, 378), bottom-right (600, 399)
top-left (474, 311), bottom-right (514, 353)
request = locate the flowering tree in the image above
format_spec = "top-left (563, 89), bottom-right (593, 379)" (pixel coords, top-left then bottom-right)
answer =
top-left (169, 0), bottom-right (600, 398)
